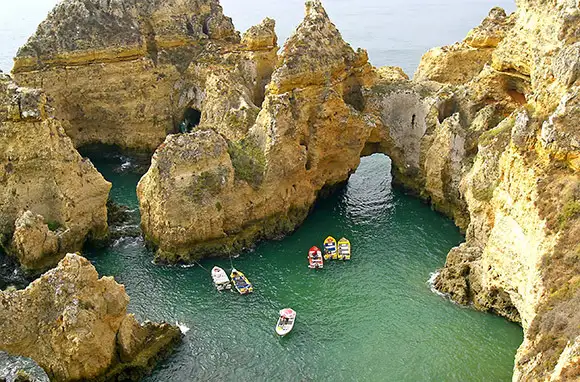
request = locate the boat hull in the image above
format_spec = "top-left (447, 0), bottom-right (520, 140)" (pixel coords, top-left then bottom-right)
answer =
top-left (230, 269), bottom-right (253, 295)
top-left (276, 318), bottom-right (296, 336)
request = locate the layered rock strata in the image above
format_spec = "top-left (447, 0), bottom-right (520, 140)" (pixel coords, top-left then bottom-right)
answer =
top-left (12, 0), bottom-right (580, 380)
top-left (0, 73), bottom-right (110, 274)
top-left (138, 0), bottom-right (376, 261)
top-left (0, 254), bottom-right (181, 381)
top-left (419, 1), bottom-right (580, 380)
top-left (13, 0), bottom-right (277, 152)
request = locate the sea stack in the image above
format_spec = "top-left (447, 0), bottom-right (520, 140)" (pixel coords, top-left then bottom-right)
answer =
top-left (3, 0), bottom-right (579, 380)
top-left (0, 73), bottom-right (111, 274)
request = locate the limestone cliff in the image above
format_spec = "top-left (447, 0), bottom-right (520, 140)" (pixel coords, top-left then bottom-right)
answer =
top-left (12, 0), bottom-right (277, 152)
top-left (0, 254), bottom-right (181, 381)
top-left (0, 73), bottom-right (110, 273)
top-left (13, 0), bottom-right (580, 380)
top-left (138, 1), bottom-right (580, 379)
top-left (138, 0), bottom-right (375, 261)
top-left (417, 1), bottom-right (580, 380)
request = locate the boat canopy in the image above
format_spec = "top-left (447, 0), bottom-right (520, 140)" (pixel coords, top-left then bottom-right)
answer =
top-left (309, 246), bottom-right (321, 255)
top-left (324, 236), bottom-right (337, 250)
top-left (280, 308), bottom-right (296, 319)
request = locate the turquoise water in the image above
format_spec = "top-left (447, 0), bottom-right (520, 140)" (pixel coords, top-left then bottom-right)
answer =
top-left (84, 153), bottom-right (523, 381)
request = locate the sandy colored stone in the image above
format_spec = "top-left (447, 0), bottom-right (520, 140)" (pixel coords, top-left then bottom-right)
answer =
top-left (0, 254), bottom-right (181, 381)
top-left (138, 0), bottom-right (375, 261)
top-left (12, 0), bottom-right (277, 152)
top-left (10, 211), bottom-right (59, 272)
top-left (415, 7), bottom-right (514, 85)
top-left (0, 74), bottom-right (110, 273)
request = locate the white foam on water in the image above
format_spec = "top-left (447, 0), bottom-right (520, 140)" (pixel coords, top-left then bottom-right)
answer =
top-left (180, 263), bottom-right (196, 268)
top-left (176, 321), bottom-right (190, 335)
top-left (120, 157), bottom-right (132, 170)
top-left (427, 271), bottom-right (448, 298)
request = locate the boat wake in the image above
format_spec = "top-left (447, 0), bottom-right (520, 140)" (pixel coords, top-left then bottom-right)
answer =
top-left (176, 322), bottom-right (190, 335)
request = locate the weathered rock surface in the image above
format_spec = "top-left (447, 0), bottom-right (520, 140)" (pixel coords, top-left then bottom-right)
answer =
top-left (12, 0), bottom-right (277, 152)
top-left (414, 7), bottom-right (514, 85)
top-left (422, 0), bottom-right (580, 380)
top-left (138, 0), bottom-right (375, 261)
top-left (13, 0), bottom-right (580, 380)
top-left (10, 212), bottom-right (59, 272)
top-left (0, 74), bottom-right (110, 274)
top-left (0, 254), bottom-right (181, 381)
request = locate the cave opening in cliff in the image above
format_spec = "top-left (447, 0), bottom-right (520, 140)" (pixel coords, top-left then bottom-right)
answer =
top-left (179, 108), bottom-right (202, 133)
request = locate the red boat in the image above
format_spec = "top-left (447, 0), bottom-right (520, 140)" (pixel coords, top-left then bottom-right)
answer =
top-left (308, 246), bottom-right (324, 269)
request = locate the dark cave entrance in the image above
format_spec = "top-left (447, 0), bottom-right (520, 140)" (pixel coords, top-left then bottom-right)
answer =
top-left (179, 108), bottom-right (202, 133)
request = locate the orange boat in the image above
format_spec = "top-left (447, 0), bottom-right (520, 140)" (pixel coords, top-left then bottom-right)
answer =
top-left (308, 246), bottom-right (324, 269)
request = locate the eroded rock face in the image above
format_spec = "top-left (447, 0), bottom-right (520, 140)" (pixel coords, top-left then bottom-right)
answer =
top-left (12, 0), bottom-right (277, 152)
top-left (422, 1), bottom-right (580, 380)
top-left (138, 0), bottom-right (375, 261)
top-left (414, 7), bottom-right (514, 85)
top-left (0, 254), bottom-right (181, 381)
top-left (0, 74), bottom-right (110, 274)
top-left (13, 0), bottom-right (580, 380)
top-left (10, 211), bottom-right (59, 272)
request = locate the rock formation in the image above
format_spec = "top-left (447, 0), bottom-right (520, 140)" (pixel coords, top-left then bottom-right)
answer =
top-left (416, 1), bottom-right (580, 380)
top-left (137, 1), bottom-right (580, 379)
top-left (0, 254), bottom-right (181, 381)
top-left (138, 0), bottom-right (375, 261)
top-left (0, 73), bottom-right (110, 274)
top-left (11, 0), bottom-right (580, 380)
top-left (12, 0), bottom-right (276, 152)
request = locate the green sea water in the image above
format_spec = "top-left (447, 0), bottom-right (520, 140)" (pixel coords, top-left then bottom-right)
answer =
top-left (84, 152), bottom-right (523, 381)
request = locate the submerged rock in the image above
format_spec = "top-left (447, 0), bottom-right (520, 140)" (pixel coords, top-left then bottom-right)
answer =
top-left (0, 352), bottom-right (49, 382)
top-left (0, 254), bottom-right (181, 381)
top-left (0, 74), bottom-right (111, 274)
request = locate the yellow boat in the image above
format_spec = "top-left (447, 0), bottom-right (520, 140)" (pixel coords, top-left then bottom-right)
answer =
top-left (323, 236), bottom-right (337, 260)
top-left (337, 238), bottom-right (351, 260)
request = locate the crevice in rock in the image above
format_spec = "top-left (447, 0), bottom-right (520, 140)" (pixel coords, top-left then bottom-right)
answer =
top-left (202, 18), bottom-right (210, 36)
top-left (438, 98), bottom-right (458, 123)
top-left (142, 20), bottom-right (158, 65)
top-left (342, 76), bottom-right (365, 112)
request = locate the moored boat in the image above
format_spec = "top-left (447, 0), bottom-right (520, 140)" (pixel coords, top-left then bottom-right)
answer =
top-left (337, 238), bottom-right (351, 260)
top-left (323, 236), bottom-right (337, 260)
top-left (308, 246), bottom-right (324, 269)
top-left (230, 268), bottom-right (254, 295)
top-left (276, 308), bottom-right (296, 336)
top-left (211, 266), bottom-right (232, 291)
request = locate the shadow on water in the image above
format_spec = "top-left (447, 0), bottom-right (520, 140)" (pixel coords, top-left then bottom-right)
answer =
top-left (82, 149), bottom-right (523, 382)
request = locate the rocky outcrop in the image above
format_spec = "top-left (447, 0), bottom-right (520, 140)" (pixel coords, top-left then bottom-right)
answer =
top-left (414, 7), bottom-right (514, 85)
top-left (0, 254), bottom-right (181, 381)
top-left (420, 1), bottom-right (580, 380)
top-left (0, 74), bottom-right (110, 274)
top-left (138, 0), bottom-right (375, 261)
top-left (12, 0), bottom-right (580, 380)
top-left (12, 0), bottom-right (277, 152)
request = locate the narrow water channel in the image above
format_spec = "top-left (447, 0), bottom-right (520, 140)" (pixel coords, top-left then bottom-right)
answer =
top-left (84, 151), bottom-right (523, 381)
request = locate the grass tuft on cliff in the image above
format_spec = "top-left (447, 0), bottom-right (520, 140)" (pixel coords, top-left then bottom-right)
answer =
top-left (227, 138), bottom-right (266, 188)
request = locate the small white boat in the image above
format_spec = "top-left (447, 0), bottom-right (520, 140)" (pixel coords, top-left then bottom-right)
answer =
top-left (211, 266), bottom-right (232, 291)
top-left (276, 308), bottom-right (296, 336)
